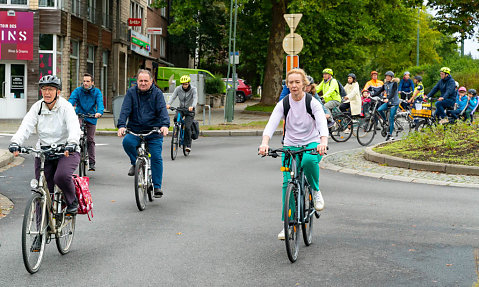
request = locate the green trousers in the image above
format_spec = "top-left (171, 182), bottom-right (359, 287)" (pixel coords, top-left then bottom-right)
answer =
top-left (281, 142), bottom-right (322, 221)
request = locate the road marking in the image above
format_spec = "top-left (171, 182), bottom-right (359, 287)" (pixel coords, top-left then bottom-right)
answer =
top-left (96, 143), bottom-right (109, 146)
top-left (0, 133), bottom-right (14, 137)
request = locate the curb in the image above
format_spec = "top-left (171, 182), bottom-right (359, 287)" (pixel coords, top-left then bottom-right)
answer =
top-left (320, 148), bottom-right (479, 188)
top-left (364, 143), bottom-right (479, 176)
top-left (0, 149), bottom-right (13, 169)
top-left (96, 129), bottom-right (281, 137)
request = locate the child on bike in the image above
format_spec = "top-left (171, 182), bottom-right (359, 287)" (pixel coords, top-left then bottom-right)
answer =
top-left (464, 89), bottom-right (478, 122)
top-left (361, 89), bottom-right (372, 118)
top-left (447, 86), bottom-right (468, 123)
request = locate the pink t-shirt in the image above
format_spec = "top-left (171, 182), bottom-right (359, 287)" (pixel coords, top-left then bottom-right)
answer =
top-left (263, 94), bottom-right (329, 146)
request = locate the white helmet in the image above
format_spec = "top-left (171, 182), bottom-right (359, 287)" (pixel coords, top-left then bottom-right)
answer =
top-left (455, 81), bottom-right (459, 88)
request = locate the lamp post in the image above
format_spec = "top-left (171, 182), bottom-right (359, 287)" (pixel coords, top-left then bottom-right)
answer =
top-left (225, 0), bottom-right (238, 123)
top-left (416, 7), bottom-right (420, 66)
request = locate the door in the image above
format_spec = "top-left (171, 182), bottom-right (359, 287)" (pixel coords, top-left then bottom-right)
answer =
top-left (0, 63), bottom-right (27, 119)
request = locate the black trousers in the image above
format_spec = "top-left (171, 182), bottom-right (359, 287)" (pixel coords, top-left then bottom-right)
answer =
top-left (174, 110), bottom-right (195, 147)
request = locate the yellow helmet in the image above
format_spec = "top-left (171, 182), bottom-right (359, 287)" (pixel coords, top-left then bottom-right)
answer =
top-left (440, 67), bottom-right (451, 74)
top-left (322, 68), bottom-right (333, 76)
top-left (180, 75), bottom-right (191, 84)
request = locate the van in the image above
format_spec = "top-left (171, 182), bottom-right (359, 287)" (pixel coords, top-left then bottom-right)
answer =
top-left (157, 67), bottom-right (219, 91)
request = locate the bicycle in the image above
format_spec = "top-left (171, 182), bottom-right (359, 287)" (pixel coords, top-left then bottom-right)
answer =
top-left (169, 107), bottom-right (191, 160)
top-left (19, 145), bottom-right (76, 274)
top-left (395, 99), bottom-right (415, 133)
top-left (264, 146), bottom-right (323, 263)
top-left (125, 128), bottom-right (159, 211)
top-left (77, 113), bottom-right (96, 177)
top-left (329, 106), bottom-right (354, 142)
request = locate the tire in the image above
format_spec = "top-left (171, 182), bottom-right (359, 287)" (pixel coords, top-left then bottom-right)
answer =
top-left (79, 139), bottom-right (87, 177)
top-left (356, 116), bottom-right (377, 146)
top-left (236, 92), bottom-right (246, 103)
top-left (55, 192), bottom-right (76, 255)
top-left (284, 183), bottom-right (299, 263)
top-left (330, 114), bottom-right (353, 142)
top-left (170, 126), bottom-right (179, 160)
top-left (22, 192), bottom-right (47, 274)
top-left (134, 159), bottom-right (147, 211)
top-left (301, 184), bottom-right (314, 246)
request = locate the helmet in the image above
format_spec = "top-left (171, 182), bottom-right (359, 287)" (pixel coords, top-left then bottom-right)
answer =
top-left (180, 75), bottom-right (191, 84)
top-left (385, 71), bottom-right (394, 77)
top-left (370, 71), bottom-right (378, 76)
top-left (322, 68), bottom-right (333, 76)
top-left (455, 81), bottom-right (459, 88)
top-left (348, 73), bottom-right (356, 80)
top-left (440, 67), bottom-right (451, 74)
top-left (403, 71), bottom-right (410, 76)
top-left (39, 75), bottom-right (62, 90)
top-left (414, 75), bottom-right (423, 82)
top-left (468, 89), bottom-right (477, 96)
top-left (458, 86), bottom-right (467, 92)
top-left (306, 75), bottom-right (314, 85)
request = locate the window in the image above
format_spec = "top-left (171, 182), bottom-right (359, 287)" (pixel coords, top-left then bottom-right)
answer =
top-left (11, 64), bottom-right (25, 99)
top-left (0, 0), bottom-right (28, 5)
top-left (160, 37), bottom-right (166, 58)
top-left (130, 1), bottom-right (144, 33)
top-left (161, 7), bottom-right (166, 17)
top-left (87, 45), bottom-right (95, 76)
top-left (39, 34), bottom-right (54, 80)
top-left (39, 0), bottom-right (55, 7)
top-left (56, 37), bottom-right (63, 79)
top-left (102, 0), bottom-right (110, 28)
top-left (70, 40), bottom-right (79, 91)
top-left (87, 0), bottom-right (96, 23)
top-left (39, 34), bottom-right (53, 50)
top-left (153, 35), bottom-right (157, 50)
top-left (101, 51), bottom-right (109, 108)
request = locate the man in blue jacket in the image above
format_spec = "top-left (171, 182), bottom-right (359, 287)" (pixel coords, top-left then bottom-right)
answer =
top-left (426, 67), bottom-right (456, 122)
top-left (68, 73), bottom-right (104, 171)
top-left (117, 69), bottom-right (169, 198)
top-left (398, 71), bottom-right (414, 100)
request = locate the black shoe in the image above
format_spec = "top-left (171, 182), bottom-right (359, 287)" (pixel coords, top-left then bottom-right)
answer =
top-left (386, 135), bottom-right (392, 141)
top-left (154, 188), bottom-right (163, 198)
top-left (66, 200), bottom-right (78, 215)
top-left (128, 165), bottom-right (135, 176)
top-left (375, 126), bottom-right (382, 131)
top-left (30, 235), bottom-right (42, 252)
top-left (185, 147), bottom-right (191, 153)
top-left (88, 163), bottom-right (95, 171)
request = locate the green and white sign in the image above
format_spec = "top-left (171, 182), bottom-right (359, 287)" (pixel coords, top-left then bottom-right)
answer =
top-left (130, 30), bottom-right (151, 57)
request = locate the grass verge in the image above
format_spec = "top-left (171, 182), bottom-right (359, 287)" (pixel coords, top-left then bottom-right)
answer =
top-left (244, 103), bottom-right (275, 113)
top-left (373, 121), bottom-right (479, 166)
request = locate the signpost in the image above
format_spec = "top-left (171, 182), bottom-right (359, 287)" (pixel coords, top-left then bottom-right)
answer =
top-left (282, 14), bottom-right (303, 73)
top-left (146, 27), bottom-right (163, 35)
top-left (128, 18), bottom-right (142, 26)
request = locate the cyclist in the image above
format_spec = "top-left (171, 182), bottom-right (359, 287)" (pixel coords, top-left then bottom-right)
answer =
top-left (447, 86), bottom-right (469, 122)
top-left (464, 89), bottom-right (478, 121)
top-left (425, 67), bottom-right (456, 123)
top-left (398, 71), bottom-right (414, 100)
top-left (363, 70), bottom-right (384, 97)
top-left (9, 76), bottom-right (81, 228)
top-left (117, 69), bottom-right (170, 198)
top-left (68, 73), bottom-right (104, 171)
top-left (258, 68), bottom-right (328, 240)
top-left (408, 75), bottom-right (425, 105)
top-left (376, 71), bottom-right (400, 141)
top-left (166, 75), bottom-right (198, 153)
top-left (316, 68), bottom-right (342, 116)
top-left (340, 73), bottom-right (361, 117)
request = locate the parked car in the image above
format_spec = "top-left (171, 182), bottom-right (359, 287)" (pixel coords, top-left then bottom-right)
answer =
top-left (222, 78), bottom-right (252, 103)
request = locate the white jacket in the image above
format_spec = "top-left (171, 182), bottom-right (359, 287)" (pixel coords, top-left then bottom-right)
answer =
top-left (344, 82), bottom-right (361, 116)
top-left (11, 97), bottom-right (81, 148)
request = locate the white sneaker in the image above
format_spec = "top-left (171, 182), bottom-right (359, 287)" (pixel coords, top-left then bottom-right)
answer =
top-left (277, 228), bottom-right (285, 240)
top-left (313, 190), bottom-right (324, 211)
top-left (344, 128), bottom-right (351, 134)
top-left (439, 118), bottom-right (449, 124)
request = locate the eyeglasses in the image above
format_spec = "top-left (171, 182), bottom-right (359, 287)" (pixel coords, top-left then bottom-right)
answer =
top-left (41, 87), bottom-right (57, 93)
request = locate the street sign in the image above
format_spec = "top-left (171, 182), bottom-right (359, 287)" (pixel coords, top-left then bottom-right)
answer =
top-left (229, 51), bottom-right (239, 65)
top-left (282, 33), bottom-right (303, 55)
top-left (286, 55), bottom-right (299, 73)
top-left (284, 14), bottom-right (302, 32)
top-left (146, 27), bottom-right (163, 35)
top-left (128, 18), bottom-right (142, 26)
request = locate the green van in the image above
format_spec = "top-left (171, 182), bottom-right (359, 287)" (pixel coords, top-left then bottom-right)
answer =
top-left (157, 67), bottom-right (219, 91)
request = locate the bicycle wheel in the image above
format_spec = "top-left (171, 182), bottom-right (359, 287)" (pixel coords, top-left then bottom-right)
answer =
top-left (22, 192), bottom-right (47, 274)
top-left (79, 139), bottom-right (87, 177)
top-left (330, 114), bottom-right (353, 142)
top-left (55, 193), bottom-right (76, 255)
top-left (356, 116), bottom-right (377, 146)
top-left (134, 159), bottom-right (147, 211)
top-left (284, 183), bottom-right (299, 263)
top-left (170, 126), bottom-right (179, 160)
top-left (301, 184), bottom-right (314, 246)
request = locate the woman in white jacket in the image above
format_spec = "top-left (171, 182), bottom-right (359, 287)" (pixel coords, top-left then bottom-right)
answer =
top-left (339, 73), bottom-right (361, 116)
top-left (9, 75), bottom-right (81, 216)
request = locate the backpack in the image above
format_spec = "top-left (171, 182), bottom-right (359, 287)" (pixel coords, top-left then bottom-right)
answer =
top-left (336, 79), bottom-right (347, 99)
top-left (72, 175), bottom-right (93, 221)
top-left (282, 93), bottom-right (315, 141)
top-left (191, 120), bottom-right (200, 140)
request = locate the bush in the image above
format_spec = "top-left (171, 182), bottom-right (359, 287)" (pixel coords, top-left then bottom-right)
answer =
top-left (205, 74), bottom-right (225, 94)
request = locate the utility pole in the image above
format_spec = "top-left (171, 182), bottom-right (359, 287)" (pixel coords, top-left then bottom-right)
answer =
top-left (416, 7), bottom-right (420, 66)
top-left (225, 0), bottom-right (238, 123)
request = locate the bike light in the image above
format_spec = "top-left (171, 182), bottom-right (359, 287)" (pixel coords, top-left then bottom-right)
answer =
top-left (30, 179), bottom-right (38, 189)
top-left (290, 171), bottom-right (295, 177)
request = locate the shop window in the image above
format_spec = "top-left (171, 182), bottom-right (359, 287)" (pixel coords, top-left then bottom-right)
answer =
top-left (0, 64), bottom-right (5, 99)
top-left (101, 51), bottom-right (109, 107)
top-left (11, 64), bottom-right (25, 99)
top-left (39, 34), bottom-right (53, 50)
top-left (160, 37), bottom-right (166, 58)
top-left (39, 0), bottom-right (54, 7)
top-left (70, 40), bottom-right (79, 91)
top-left (0, 0), bottom-right (28, 5)
top-left (87, 46), bottom-right (95, 76)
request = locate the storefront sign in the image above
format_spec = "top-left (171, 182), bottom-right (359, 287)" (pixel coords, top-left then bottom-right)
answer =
top-left (11, 76), bottom-right (24, 89)
top-left (0, 11), bottom-right (34, 60)
top-left (130, 30), bottom-right (151, 57)
top-left (146, 27), bottom-right (163, 35)
top-left (128, 18), bottom-right (142, 27)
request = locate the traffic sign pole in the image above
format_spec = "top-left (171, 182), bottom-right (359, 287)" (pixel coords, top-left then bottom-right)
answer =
top-left (283, 14), bottom-right (303, 77)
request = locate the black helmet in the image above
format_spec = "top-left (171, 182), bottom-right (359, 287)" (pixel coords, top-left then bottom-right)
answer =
top-left (414, 75), bottom-right (423, 82)
top-left (306, 75), bottom-right (314, 85)
top-left (385, 71), bottom-right (394, 77)
top-left (348, 73), bottom-right (356, 80)
top-left (468, 89), bottom-right (477, 96)
top-left (39, 75), bottom-right (62, 90)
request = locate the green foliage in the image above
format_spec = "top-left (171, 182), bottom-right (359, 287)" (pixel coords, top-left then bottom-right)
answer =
top-left (244, 103), bottom-right (275, 113)
top-left (374, 121), bottom-right (479, 166)
top-left (205, 74), bottom-right (225, 94)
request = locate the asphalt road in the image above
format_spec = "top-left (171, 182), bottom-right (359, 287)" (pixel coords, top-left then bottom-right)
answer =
top-left (0, 134), bottom-right (478, 286)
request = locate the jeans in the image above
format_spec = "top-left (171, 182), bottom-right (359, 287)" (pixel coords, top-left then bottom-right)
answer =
top-left (448, 109), bottom-right (462, 120)
top-left (122, 134), bottom-right (164, 189)
top-left (377, 103), bottom-right (399, 136)
top-left (80, 119), bottom-right (97, 165)
top-left (435, 99), bottom-right (455, 119)
top-left (174, 110), bottom-right (195, 148)
top-left (34, 152), bottom-right (80, 205)
top-left (281, 142), bottom-right (322, 221)
top-left (324, 100), bottom-right (341, 115)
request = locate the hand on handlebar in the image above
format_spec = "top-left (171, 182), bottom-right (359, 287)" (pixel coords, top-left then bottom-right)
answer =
top-left (160, 127), bottom-right (169, 136)
top-left (166, 104), bottom-right (171, 110)
top-left (118, 127), bottom-right (126, 137)
top-left (258, 144), bottom-right (269, 156)
top-left (8, 142), bottom-right (20, 157)
top-left (316, 144), bottom-right (328, 155)
top-left (95, 113), bottom-right (102, 118)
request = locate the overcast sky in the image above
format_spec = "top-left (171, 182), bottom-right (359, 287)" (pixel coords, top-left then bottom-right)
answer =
top-left (463, 27), bottom-right (479, 58)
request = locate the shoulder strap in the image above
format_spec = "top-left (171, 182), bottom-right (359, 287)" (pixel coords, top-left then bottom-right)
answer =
top-left (305, 93), bottom-right (315, 120)
top-left (282, 94), bottom-right (316, 143)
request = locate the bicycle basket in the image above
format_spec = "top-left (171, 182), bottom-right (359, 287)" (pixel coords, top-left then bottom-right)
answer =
top-left (412, 102), bottom-right (432, 118)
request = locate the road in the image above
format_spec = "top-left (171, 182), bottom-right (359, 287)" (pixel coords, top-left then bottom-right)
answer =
top-left (0, 134), bottom-right (478, 286)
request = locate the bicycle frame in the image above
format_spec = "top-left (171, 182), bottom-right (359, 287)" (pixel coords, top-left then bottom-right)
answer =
top-left (137, 139), bottom-right (151, 189)
top-left (175, 112), bottom-right (186, 147)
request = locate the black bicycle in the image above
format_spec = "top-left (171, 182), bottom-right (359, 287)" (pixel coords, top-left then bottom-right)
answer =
top-left (77, 114), bottom-right (96, 177)
top-left (126, 129), bottom-right (159, 211)
top-left (169, 107), bottom-right (190, 160)
top-left (265, 146), bottom-right (323, 263)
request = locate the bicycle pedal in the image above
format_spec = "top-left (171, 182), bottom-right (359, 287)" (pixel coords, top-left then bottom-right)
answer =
top-left (314, 211), bottom-right (320, 219)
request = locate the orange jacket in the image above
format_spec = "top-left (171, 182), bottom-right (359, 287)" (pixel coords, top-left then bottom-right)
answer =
top-left (364, 79), bottom-right (384, 90)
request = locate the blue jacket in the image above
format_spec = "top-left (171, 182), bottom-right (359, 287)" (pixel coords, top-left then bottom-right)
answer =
top-left (117, 85), bottom-right (170, 137)
top-left (398, 78), bottom-right (414, 93)
top-left (455, 94), bottom-right (468, 111)
top-left (426, 75), bottom-right (456, 102)
top-left (279, 85), bottom-right (289, 101)
top-left (68, 86), bottom-right (104, 125)
top-left (466, 96), bottom-right (478, 111)
top-left (377, 81), bottom-right (400, 106)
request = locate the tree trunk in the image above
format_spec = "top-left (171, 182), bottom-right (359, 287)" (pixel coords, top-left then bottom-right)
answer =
top-left (260, 0), bottom-right (287, 106)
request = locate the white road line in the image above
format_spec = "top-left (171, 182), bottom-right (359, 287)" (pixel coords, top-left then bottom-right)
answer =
top-left (96, 143), bottom-right (109, 146)
top-left (0, 133), bottom-right (14, 137)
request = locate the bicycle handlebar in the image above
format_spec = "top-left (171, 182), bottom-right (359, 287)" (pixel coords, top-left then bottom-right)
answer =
top-left (261, 146), bottom-right (328, 158)
top-left (125, 128), bottom-right (160, 137)
top-left (77, 113), bottom-right (97, 119)
top-left (169, 107), bottom-right (189, 112)
top-left (17, 144), bottom-right (66, 156)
